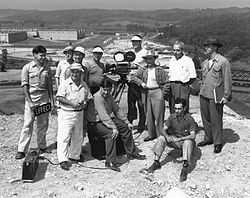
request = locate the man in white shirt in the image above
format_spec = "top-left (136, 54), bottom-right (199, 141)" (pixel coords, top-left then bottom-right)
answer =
top-left (127, 35), bottom-right (147, 134)
top-left (54, 46), bottom-right (74, 88)
top-left (168, 41), bottom-right (197, 113)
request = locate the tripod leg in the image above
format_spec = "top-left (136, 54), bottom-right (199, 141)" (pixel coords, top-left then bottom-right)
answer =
top-left (116, 83), bottom-right (126, 104)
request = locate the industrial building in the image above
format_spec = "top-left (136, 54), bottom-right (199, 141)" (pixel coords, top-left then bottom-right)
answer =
top-left (0, 31), bottom-right (27, 43)
top-left (0, 27), bottom-right (38, 37)
top-left (38, 29), bottom-right (85, 40)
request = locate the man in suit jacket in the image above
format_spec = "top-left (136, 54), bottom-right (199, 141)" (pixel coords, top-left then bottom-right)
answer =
top-left (197, 37), bottom-right (232, 153)
top-left (131, 50), bottom-right (169, 142)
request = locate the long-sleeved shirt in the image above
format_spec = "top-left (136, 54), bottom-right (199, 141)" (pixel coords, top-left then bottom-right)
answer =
top-left (199, 54), bottom-right (232, 100)
top-left (87, 91), bottom-right (129, 130)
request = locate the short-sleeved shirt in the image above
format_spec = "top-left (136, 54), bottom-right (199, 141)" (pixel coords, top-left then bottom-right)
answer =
top-left (165, 113), bottom-right (197, 138)
top-left (54, 59), bottom-right (71, 84)
top-left (169, 55), bottom-right (197, 83)
top-left (83, 58), bottom-right (105, 88)
top-left (87, 91), bottom-right (129, 130)
top-left (21, 60), bottom-right (52, 92)
top-left (56, 78), bottom-right (92, 111)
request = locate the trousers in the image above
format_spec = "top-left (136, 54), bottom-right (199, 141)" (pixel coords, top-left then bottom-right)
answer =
top-left (18, 100), bottom-right (49, 153)
top-left (127, 83), bottom-right (146, 131)
top-left (200, 96), bottom-right (224, 145)
top-left (57, 109), bottom-right (83, 163)
top-left (87, 118), bottom-right (136, 163)
top-left (146, 89), bottom-right (165, 138)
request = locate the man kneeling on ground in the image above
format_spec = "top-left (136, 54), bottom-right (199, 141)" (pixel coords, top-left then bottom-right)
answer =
top-left (146, 98), bottom-right (197, 182)
top-left (87, 78), bottom-right (146, 172)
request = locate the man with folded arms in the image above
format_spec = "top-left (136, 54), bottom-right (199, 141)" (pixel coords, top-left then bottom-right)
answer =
top-left (197, 37), bottom-right (232, 154)
top-left (146, 98), bottom-right (197, 182)
top-left (15, 46), bottom-right (54, 159)
top-left (87, 78), bottom-right (146, 172)
top-left (56, 63), bottom-right (92, 170)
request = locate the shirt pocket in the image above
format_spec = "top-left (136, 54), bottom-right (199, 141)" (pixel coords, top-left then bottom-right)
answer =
top-left (39, 71), bottom-right (49, 87)
top-left (212, 64), bottom-right (222, 79)
top-left (29, 73), bottom-right (39, 84)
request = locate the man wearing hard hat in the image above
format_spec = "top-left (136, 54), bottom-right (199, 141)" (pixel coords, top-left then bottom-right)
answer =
top-left (127, 35), bottom-right (147, 134)
top-left (54, 45), bottom-right (74, 88)
top-left (56, 63), bottom-right (92, 171)
top-left (83, 45), bottom-right (107, 94)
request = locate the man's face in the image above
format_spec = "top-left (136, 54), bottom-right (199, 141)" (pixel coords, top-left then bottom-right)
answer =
top-left (73, 52), bottom-right (84, 63)
top-left (132, 40), bottom-right (141, 48)
top-left (93, 52), bottom-right (103, 61)
top-left (204, 44), bottom-right (217, 55)
top-left (174, 103), bottom-right (184, 116)
top-left (70, 69), bottom-right (82, 82)
top-left (65, 50), bottom-right (73, 60)
top-left (33, 52), bottom-right (46, 65)
top-left (173, 44), bottom-right (183, 59)
top-left (145, 56), bottom-right (156, 67)
top-left (100, 87), bottom-right (112, 98)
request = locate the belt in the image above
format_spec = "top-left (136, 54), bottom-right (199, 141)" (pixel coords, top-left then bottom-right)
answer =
top-left (171, 81), bottom-right (189, 85)
top-left (147, 87), bottom-right (160, 90)
top-left (88, 121), bottom-right (102, 125)
top-left (59, 108), bottom-right (83, 112)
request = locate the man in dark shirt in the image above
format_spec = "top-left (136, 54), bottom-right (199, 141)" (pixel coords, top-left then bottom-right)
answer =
top-left (146, 98), bottom-right (197, 182)
top-left (87, 78), bottom-right (146, 172)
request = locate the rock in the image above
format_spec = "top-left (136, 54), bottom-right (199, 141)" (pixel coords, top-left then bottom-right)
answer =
top-left (189, 184), bottom-right (197, 191)
top-left (205, 184), bottom-right (211, 190)
top-left (74, 182), bottom-right (84, 191)
top-left (225, 165), bottom-right (231, 171)
top-left (47, 191), bottom-right (56, 197)
top-left (205, 191), bottom-right (215, 198)
top-left (0, 127), bottom-right (5, 131)
top-left (165, 187), bottom-right (191, 198)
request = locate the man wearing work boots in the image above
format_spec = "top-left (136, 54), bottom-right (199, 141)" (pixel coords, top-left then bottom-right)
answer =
top-left (87, 78), bottom-right (146, 172)
top-left (146, 98), bottom-right (197, 182)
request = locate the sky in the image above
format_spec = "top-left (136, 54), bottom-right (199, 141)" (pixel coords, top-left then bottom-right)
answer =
top-left (0, 0), bottom-right (249, 10)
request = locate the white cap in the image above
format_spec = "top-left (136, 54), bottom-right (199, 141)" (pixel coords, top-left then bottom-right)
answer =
top-left (62, 46), bottom-right (74, 54)
top-left (131, 35), bottom-right (142, 41)
top-left (74, 46), bottom-right (85, 55)
top-left (92, 46), bottom-right (104, 53)
top-left (70, 63), bottom-right (84, 72)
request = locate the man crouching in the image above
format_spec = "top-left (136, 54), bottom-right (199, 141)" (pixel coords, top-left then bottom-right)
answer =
top-left (146, 98), bottom-right (197, 182)
top-left (87, 78), bottom-right (146, 172)
top-left (56, 63), bottom-right (92, 170)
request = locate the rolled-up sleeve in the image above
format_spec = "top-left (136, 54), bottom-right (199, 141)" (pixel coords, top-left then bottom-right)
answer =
top-left (54, 62), bottom-right (61, 78)
top-left (222, 59), bottom-right (232, 100)
top-left (188, 59), bottom-right (197, 79)
top-left (21, 64), bottom-right (29, 87)
top-left (56, 81), bottom-right (67, 98)
top-left (94, 95), bottom-right (117, 130)
top-left (131, 67), bottom-right (145, 86)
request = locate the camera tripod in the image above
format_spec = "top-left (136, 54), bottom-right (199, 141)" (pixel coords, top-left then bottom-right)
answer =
top-left (112, 74), bottom-right (129, 104)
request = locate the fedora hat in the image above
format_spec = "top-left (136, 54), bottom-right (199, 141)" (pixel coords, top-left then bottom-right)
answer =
top-left (142, 50), bottom-right (158, 59)
top-left (204, 37), bottom-right (223, 48)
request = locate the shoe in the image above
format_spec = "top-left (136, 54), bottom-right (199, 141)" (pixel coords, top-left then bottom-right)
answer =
top-left (69, 155), bottom-right (85, 163)
top-left (147, 161), bottom-right (161, 173)
top-left (105, 161), bottom-right (121, 172)
top-left (127, 153), bottom-right (146, 160)
top-left (144, 136), bottom-right (156, 142)
top-left (183, 160), bottom-right (188, 168)
top-left (197, 141), bottom-right (213, 147)
top-left (60, 161), bottom-right (69, 171)
top-left (40, 147), bottom-right (52, 154)
top-left (15, 152), bottom-right (25, 160)
top-left (180, 167), bottom-right (188, 182)
top-left (214, 144), bottom-right (223, 153)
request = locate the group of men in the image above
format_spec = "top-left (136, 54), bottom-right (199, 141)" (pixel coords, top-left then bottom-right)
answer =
top-left (15, 34), bottom-right (232, 182)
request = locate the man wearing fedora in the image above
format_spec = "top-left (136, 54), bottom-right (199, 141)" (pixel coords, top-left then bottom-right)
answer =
top-left (168, 41), bottom-right (197, 114)
top-left (197, 37), bottom-right (232, 153)
top-left (131, 50), bottom-right (169, 142)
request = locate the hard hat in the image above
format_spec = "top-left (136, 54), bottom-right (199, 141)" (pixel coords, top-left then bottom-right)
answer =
top-left (92, 46), bottom-right (104, 53)
top-left (131, 35), bottom-right (142, 41)
top-left (74, 46), bottom-right (85, 55)
top-left (62, 46), bottom-right (74, 54)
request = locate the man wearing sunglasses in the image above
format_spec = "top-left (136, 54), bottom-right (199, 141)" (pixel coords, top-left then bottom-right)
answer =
top-left (168, 41), bottom-right (197, 113)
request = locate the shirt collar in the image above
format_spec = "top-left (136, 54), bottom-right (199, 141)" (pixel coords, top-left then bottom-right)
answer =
top-left (212, 54), bottom-right (220, 62)
top-left (172, 113), bottom-right (188, 121)
top-left (69, 77), bottom-right (83, 88)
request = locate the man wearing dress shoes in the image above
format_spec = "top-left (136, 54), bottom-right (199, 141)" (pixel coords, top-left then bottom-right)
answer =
top-left (198, 37), bottom-right (232, 154)
top-left (105, 161), bottom-right (121, 172)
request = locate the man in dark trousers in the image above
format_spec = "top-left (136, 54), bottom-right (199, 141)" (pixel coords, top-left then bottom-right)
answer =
top-left (87, 78), bottom-right (146, 172)
top-left (197, 37), bottom-right (232, 154)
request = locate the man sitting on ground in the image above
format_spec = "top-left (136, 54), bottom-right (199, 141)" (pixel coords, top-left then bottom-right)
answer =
top-left (87, 78), bottom-right (146, 172)
top-left (146, 98), bottom-right (197, 182)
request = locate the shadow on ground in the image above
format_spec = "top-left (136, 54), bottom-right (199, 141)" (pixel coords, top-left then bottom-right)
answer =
top-left (227, 100), bottom-right (250, 119)
top-left (223, 128), bottom-right (240, 145)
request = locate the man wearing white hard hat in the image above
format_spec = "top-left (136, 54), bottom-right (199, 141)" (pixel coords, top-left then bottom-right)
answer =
top-left (54, 45), bottom-right (74, 88)
top-left (56, 63), bottom-right (92, 170)
top-left (83, 45), bottom-right (107, 94)
top-left (127, 35), bottom-right (147, 134)
top-left (65, 46), bottom-right (88, 83)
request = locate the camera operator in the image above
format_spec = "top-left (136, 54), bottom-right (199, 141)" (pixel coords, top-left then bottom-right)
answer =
top-left (127, 35), bottom-right (147, 134)
top-left (82, 46), bottom-right (107, 95)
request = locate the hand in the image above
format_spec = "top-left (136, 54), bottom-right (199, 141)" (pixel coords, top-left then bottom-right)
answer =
top-left (51, 106), bottom-right (57, 115)
top-left (141, 83), bottom-right (147, 89)
top-left (220, 97), bottom-right (229, 104)
top-left (71, 101), bottom-right (82, 109)
top-left (172, 137), bottom-right (182, 142)
top-left (28, 101), bottom-right (36, 111)
top-left (111, 129), bottom-right (119, 139)
top-left (166, 136), bottom-right (174, 142)
top-left (127, 123), bottom-right (133, 131)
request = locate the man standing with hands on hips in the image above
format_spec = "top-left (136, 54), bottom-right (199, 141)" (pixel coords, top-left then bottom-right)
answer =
top-left (198, 37), bottom-right (232, 154)
top-left (168, 41), bottom-right (197, 113)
